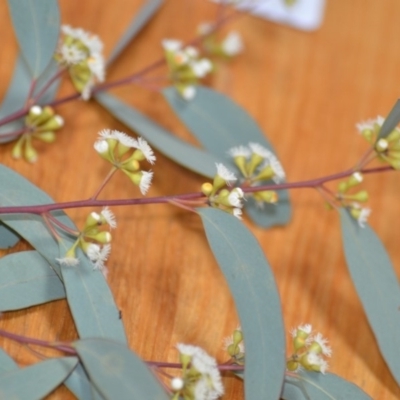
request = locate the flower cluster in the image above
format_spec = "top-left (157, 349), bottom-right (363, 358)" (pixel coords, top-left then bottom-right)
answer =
top-left (357, 116), bottom-right (400, 170)
top-left (56, 207), bottom-right (116, 276)
top-left (94, 129), bottom-right (155, 195)
top-left (12, 105), bottom-right (64, 163)
top-left (171, 344), bottom-right (224, 400)
top-left (228, 142), bottom-right (283, 208)
top-left (162, 39), bottom-right (213, 100)
top-left (223, 326), bottom-right (245, 365)
top-left (201, 163), bottom-right (244, 219)
top-left (199, 23), bottom-right (244, 58)
top-left (286, 324), bottom-right (331, 374)
top-left (55, 25), bottom-right (105, 100)
top-left (336, 172), bottom-right (371, 228)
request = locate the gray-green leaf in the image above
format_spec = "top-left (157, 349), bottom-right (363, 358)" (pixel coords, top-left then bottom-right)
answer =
top-left (95, 92), bottom-right (219, 176)
top-left (74, 338), bottom-right (169, 400)
top-left (106, 0), bottom-right (164, 66)
top-left (0, 250), bottom-right (65, 311)
top-left (378, 99), bottom-right (400, 140)
top-left (281, 371), bottom-right (372, 400)
top-left (198, 208), bottom-right (285, 400)
top-left (340, 208), bottom-right (400, 385)
top-left (0, 164), bottom-right (127, 344)
top-left (0, 349), bottom-right (18, 374)
top-left (7, 0), bottom-right (60, 78)
top-left (0, 356), bottom-right (78, 400)
top-left (0, 223), bottom-right (20, 249)
top-left (164, 86), bottom-right (291, 228)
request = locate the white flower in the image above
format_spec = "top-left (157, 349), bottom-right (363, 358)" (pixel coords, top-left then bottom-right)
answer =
top-left (94, 139), bottom-right (109, 154)
top-left (177, 344), bottom-right (224, 400)
top-left (310, 333), bottom-right (332, 357)
top-left (228, 188), bottom-right (244, 208)
top-left (185, 46), bottom-right (199, 58)
top-left (356, 116), bottom-right (384, 133)
top-left (191, 58), bottom-right (213, 78)
top-left (290, 323), bottom-right (312, 337)
top-left (221, 31), bottom-right (243, 56)
top-left (358, 207), bottom-right (371, 228)
top-left (86, 243), bottom-right (111, 275)
top-left (162, 39), bottom-right (182, 52)
top-left (88, 53), bottom-right (105, 82)
top-left (182, 85), bottom-right (196, 100)
top-left (228, 145), bottom-right (251, 158)
top-left (56, 257), bottom-right (79, 267)
top-left (216, 163), bottom-right (237, 185)
top-left (233, 207), bottom-right (242, 219)
top-left (60, 44), bottom-right (86, 65)
top-left (250, 143), bottom-right (286, 183)
top-left (61, 25), bottom-right (103, 55)
top-left (306, 352), bottom-right (329, 374)
top-left (101, 207), bottom-right (117, 229)
top-left (171, 377), bottom-right (184, 391)
top-left (136, 137), bottom-right (156, 164)
top-left (98, 129), bottom-right (138, 148)
top-left (139, 170), bottom-right (153, 195)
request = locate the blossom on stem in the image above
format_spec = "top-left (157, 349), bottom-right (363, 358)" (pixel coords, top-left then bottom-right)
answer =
top-left (350, 203), bottom-right (371, 228)
top-left (12, 105), bottom-right (64, 163)
top-left (94, 129), bottom-right (155, 195)
top-left (174, 344), bottom-right (224, 400)
top-left (162, 38), bottom-right (213, 100)
top-left (221, 31), bottom-right (243, 56)
top-left (56, 25), bottom-right (105, 100)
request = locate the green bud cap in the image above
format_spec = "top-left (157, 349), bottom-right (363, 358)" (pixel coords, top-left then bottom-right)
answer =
top-left (35, 131), bottom-right (56, 143)
top-left (37, 115), bottom-right (64, 131)
top-left (286, 359), bottom-right (299, 372)
top-left (12, 137), bottom-right (24, 159)
top-left (84, 212), bottom-right (101, 229)
top-left (233, 329), bottom-right (243, 345)
top-left (375, 138), bottom-right (388, 152)
top-left (361, 129), bottom-right (374, 143)
top-left (122, 159), bottom-right (140, 172)
top-left (338, 181), bottom-right (348, 193)
top-left (201, 182), bottom-right (213, 196)
top-left (247, 153), bottom-right (263, 176)
top-left (233, 156), bottom-right (248, 177)
top-left (252, 165), bottom-right (274, 182)
top-left (24, 140), bottom-right (38, 163)
top-left (85, 231), bottom-right (112, 244)
top-left (386, 129), bottom-right (400, 143)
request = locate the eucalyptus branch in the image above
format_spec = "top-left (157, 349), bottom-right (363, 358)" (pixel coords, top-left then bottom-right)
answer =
top-left (0, 165), bottom-right (393, 215)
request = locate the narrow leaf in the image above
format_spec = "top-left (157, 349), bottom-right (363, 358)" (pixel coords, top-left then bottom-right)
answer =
top-left (0, 223), bottom-right (20, 249)
top-left (378, 99), bottom-right (400, 139)
top-left (0, 349), bottom-right (18, 374)
top-left (64, 362), bottom-right (104, 400)
top-left (164, 86), bottom-right (291, 228)
top-left (75, 338), bottom-right (169, 400)
top-left (0, 57), bottom-right (62, 144)
top-left (59, 240), bottom-right (127, 343)
top-left (0, 165), bottom-right (127, 344)
top-left (0, 56), bottom-right (31, 143)
top-left (198, 208), bottom-right (285, 400)
top-left (95, 92), bottom-right (220, 177)
top-left (281, 372), bottom-right (372, 400)
top-left (340, 209), bottom-right (400, 385)
top-left (0, 250), bottom-right (65, 311)
top-left (107, 0), bottom-right (164, 66)
top-left (7, 0), bottom-right (60, 78)
top-left (0, 357), bottom-right (78, 400)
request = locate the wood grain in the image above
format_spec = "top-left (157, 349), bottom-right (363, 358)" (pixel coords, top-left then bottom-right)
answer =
top-left (0, 0), bottom-right (399, 399)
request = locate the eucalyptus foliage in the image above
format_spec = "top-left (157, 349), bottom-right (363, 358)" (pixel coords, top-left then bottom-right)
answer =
top-left (0, 0), bottom-right (399, 399)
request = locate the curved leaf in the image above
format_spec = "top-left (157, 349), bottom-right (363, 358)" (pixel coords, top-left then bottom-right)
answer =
top-left (74, 338), bottom-right (169, 400)
top-left (198, 208), bottom-right (285, 400)
top-left (95, 92), bottom-right (220, 177)
top-left (59, 240), bottom-right (127, 343)
top-left (0, 349), bottom-right (18, 374)
top-left (0, 164), bottom-right (127, 344)
top-left (0, 356), bottom-right (78, 400)
top-left (0, 250), bottom-right (65, 311)
top-left (281, 371), bottom-right (372, 400)
top-left (339, 209), bottom-right (400, 385)
top-left (377, 99), bottom-right (400, 140)
top-left (64, 362), bottom-right (104, 400)
top-left (107, 0), bottom-right (164, 66)
top-left (163, 86), bottom-right (291, 228)
top-left (0, 223), bottom-right (20, 249)
top-left (7, 0), bottom-right (60, 78)
top-left (0, 57), bottom-right (62, 144)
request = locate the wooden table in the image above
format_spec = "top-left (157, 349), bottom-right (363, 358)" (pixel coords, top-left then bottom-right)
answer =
top-left (0, 0), bottom-right (399, 398)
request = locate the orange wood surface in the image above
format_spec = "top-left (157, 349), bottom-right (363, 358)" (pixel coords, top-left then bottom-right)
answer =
top-left (0, 0), bottom-right (399, 399)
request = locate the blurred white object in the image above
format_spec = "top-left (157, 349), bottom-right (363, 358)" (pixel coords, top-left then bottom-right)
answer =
top-left (211, 0), bottom-right (326, 31)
